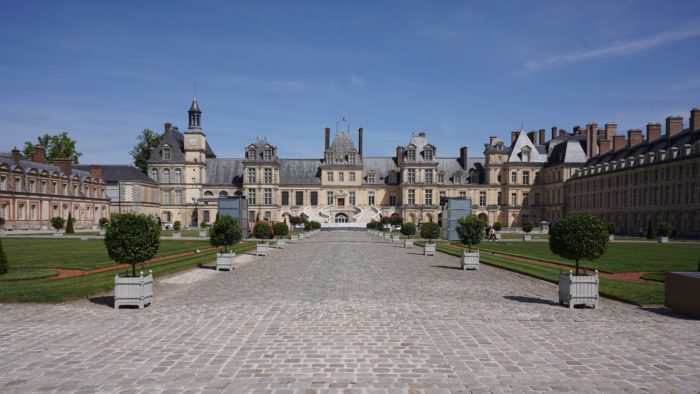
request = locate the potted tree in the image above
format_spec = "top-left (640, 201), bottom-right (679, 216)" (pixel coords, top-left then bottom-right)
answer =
top-left (646, 219), bottom-right (656, 240)
top-left (0, 238), bottom-right (8, 274)
top-left (51, 216), bottom-right (65, 236)
top-left (521, 220), bottom-right (533, 241)
top-left (65, 212), bottom-right (75, 234)
top-left (401, 222), bottom-right (416, 248)
top-left (199, 221), bottom-right (208, 238)
top-left (0, 217), bottom-right (6, 237)
top-left (492, 221), bottom-right (502, 240)
top-left (456, 214), bottom-right (484, 270)
top-left (420, 221), bottom-right (441, 256)
top-left (367, 220), bottom-right (378, 236)
top-left (309, 220), bottom-right (321, 235)
top-left (274, 221), bottom-right (289, 248)
top-left (657, 222), bottom-right (672, 244)
top-left (98, 217), bottom-right (109, 236)
top-left (106, 213), bottom-right (160, 309)
top-left (210, 215), bottom-right (241, 271)
top-left (549, 214), bottom-right (608, 309)
top-left (606, 222), bottom-right (616, 241)
top-left (254, 222), bottom-right (271, 256)
top-left (172, 220), bottom-right (182, 238)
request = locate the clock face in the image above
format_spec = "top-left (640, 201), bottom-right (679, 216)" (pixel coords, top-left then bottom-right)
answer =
top-left (188, 138), bottom-right (197, 146)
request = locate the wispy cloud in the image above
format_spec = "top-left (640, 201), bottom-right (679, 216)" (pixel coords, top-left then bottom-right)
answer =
top-left (350, 74), bottom-right (366, 87)
top-left (217, 75), bottom-right (306, 91)
top-left (522, 27), bottom-right (700, 73)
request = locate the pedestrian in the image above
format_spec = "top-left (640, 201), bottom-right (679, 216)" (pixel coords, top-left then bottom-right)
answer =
top-left (489, 227), bottom-right (497, 241)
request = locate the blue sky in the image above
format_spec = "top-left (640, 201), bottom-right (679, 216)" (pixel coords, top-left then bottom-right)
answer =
top-left (2, 1), bottom-right (700, 164)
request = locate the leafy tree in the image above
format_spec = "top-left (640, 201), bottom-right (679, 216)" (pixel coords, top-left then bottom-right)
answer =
top-left (367, 220), bottom-right (379, 230)
top-left (657, 222), bottom-right (673, 237)
top-left (549, 214), bottom-right (608, 275)
top-left (420, 222), bottom-right (441, 243)
top-left (51, 217), bottom-right (65, 231)
top-left (492, 221), bottom-right (502, 231)
top-left (129, 128), bottom-right (163, 173)
top-left (606, 222), bottom-right (617, 235)
top-left (99, 217), bottom-right (109, 229)
top-left (105, 213), bottom-right (160, 277)
top-left (400, 222), bottom-right (416, 238)
top-left (23, 132), bottom-right (82, 163)
top-left (65, 213), bottom-right (75, 234)
top-left (209, 215), bottom-right (241, 252)
top-left (274, 222), bottom-right (289, 238)
top-left (521, 220), bottom-right (534, 233)
top-left (646, 219), bottom-right (656, 239)
top-left (254, 222), bottom-right (272, 241)
top-left (389, 215), bottom-right (403, 226)
top-left (456, 214), bottom-right (485, 251)
top-left (173, 220), bottom-right (181, 232)
top-left (0, 239), bottom-right (8, 275)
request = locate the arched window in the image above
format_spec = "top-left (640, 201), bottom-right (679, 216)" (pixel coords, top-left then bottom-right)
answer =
top-left (175, 168), bottom-right (182, 183)
top-left (219, 191), bottom-right (229, 197)
top-left (163, 168), bottom-right (170, 183)
top-left (204, 191), bottom-right (214, 197)
top-left (150, 168), bottom-right (159, 182)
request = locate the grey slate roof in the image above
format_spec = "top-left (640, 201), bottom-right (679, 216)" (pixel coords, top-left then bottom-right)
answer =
top-left (205, 159), bottom-right (244, 186)
top-left (436, 157), bottom-right (485, 184)
top-left (279, 159), bottom-right (322, 185)
top-left (403, 132), bottom-right (437, 162)
top-left (148, 127), bottom-right (216, 163)
top-left (545, 138), bottom-right (588, 166)
top-left (329, 132), bottom-right (357, 154)
top-left (0, 152), bottom-right (92, 180)
top-left (74, 165), bottom-right (156, 184)
top-left (362, 157), bottom-right (398, 184)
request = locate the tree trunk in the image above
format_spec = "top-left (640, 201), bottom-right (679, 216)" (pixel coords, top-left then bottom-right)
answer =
top-left (575, 258), bottom-right (580, 276)
top-left (132, 263), bottom-right (136, 277)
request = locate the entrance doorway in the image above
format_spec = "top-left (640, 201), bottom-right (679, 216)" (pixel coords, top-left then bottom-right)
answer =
top-left (337, 197), bottom-right (345, 207)
top-left (335, 213), bottom-right (348, 223)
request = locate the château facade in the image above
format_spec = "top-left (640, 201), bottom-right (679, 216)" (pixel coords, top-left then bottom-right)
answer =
top-left (145, 99), bottom-right (700, 236)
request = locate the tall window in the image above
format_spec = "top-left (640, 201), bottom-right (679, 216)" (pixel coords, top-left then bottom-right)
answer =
top-left (264, 188), bottom-right (272, 205)
top-left (522, 171), bottom-right (530, 185)
top-left (281, 191), bottom-right (289, 205)
top-left (248, 189), bottom-right (256, 205)
top-left (407, 148), bottom-right (416, 161)
top-left (264, 168), bottom-right (272, 183)
top-left (424, 147), bottom-right (433, 161)
top-left (454, 174), bottom-right (461, 184)
top-left (511, 192), bottom-right (517, 206)
top-left (162, 190), bottom-right (170, 204)
top-left (511, 171), bottom-right (517, 184)
top-left (522, 192), bottom-right (529, 207)
top-left (389, 192), bottom-right (396, 206)
top-left (150, 169), bottom-right (158, 182)
top-left (438, 173), bottom-right (444, 184)
top-left (0, 175), bottom-right (5, 190)
top-left (338, 172), bottom-right (344, 182)
top-left (479, 191), bottom-right (486, 206)
top-left (263, 149), bottom-right (272, 161)
top-left (175, 190), bottom-right (182, 204)
top-left (162, 147), bottom-right (171, 160)
top-left (425, 169), bottom-right (433, 184)
top-left (247, 168), bottom-right (256, 183)
top-left (327, 191), bottom-right (334, 205)
top-left (203, 210), bottom-right (210, 223)
top-left (368, 191), bottom-right (375, 206)
top-left (425, 189), bottom-right (433, 205)
top-left (408, 189), bottom-right (416, 205)
top-left (497, 192), bottom-right (502, 205)
top-left (310, 191), bottom-right (318, 205)
top-left (327, 172), bottom-right (334, 182)
top-left (163, 168), bottom-right (170, 183)
top-left (407, 169), bottom-right (416, 184)
top-left (349, 191), bottom-right (356, 205)
top-left (349, 172), bottom-right (356, 182)
top-left (175, 168), bottom-right (182, 183)
top-left (296, 191), bottom-right (304, 205)
top-left (264, 211), bottom-right (271, 221)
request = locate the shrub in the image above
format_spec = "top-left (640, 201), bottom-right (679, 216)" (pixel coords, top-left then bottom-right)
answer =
top-left (65, 213), bottom-right (75, 234)
top-left (492, 221), bottom-right (502, 231)
top-left (274, 222), bottom-right (289, 238)
top-left (401, 222), bottom-right (416, 238)
top-left (98, 217), bottom-right (109, 229)
top-left (173, 220), bottom-right (181, 232)
top-left (105, 213), bottom-right (160, 277)
top-left (456, 214), bottom-right (485, 251)
top-left (0, 217), bottom-right (5, 229)
top-left (200, 221), bottom-right (208, 229)
top-left (310, 221), bottom-right (321, 230)
top-left (657, 222), bottom-right (673, 238)
top-left (289, 216), bottom-right (306, 226)
top-left (521, 220), bottom-right (533, 234)
top-left (0, 239), bottom-right (8, 275)
top-left (606, 222), bottom-right (617, 235)
top-left (209, 215), bottom-right (242, 252)
top-left (646, 219), bottom-right (655, 239)
top-left (389, 215), bottom-right (403, 226)
top-left (420, 222), bottom-right (441, 243)
top-left (253, 222), bottom-right (272, 240)
top-left (367, 220), bottom-right (379, 230)
top-left (51, 217), bottom-right (65, 232)
top-left (549, 214), bottom-right (608, 275)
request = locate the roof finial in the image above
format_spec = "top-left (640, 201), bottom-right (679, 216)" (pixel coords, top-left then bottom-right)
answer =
top-left (193, 82), bottom-right (197, 100)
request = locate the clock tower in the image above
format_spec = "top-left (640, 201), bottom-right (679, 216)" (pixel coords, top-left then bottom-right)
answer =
top-left (184, 97), bottom-right (207, 163)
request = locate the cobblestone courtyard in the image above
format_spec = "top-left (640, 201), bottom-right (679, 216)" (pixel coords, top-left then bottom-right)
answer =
top-left (1, 232), bottom-right (699, 393)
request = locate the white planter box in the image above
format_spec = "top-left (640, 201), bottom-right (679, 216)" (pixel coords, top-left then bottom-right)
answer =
top-left (495, 232), bottom-right (501, 240)
top-left (276, 239), bottom-right (286, 248)
top-left (256, 243), bottom-right (269, 256)
top-left (392, 235), bottom-right (400, 243)
top-left (404, 239), bottom-right (414, 248)
top-left (199, 230), bottom-right (207, 238)
top-left (53, 232), bottom-right (64, 237)
top-left (658, 236), bottom-right (669, 243)
top-left (172, 232), bottom-right (181, 239)
top-left (384, 233), bottom-right (391, 240)
top-left (99, 229), bottom-right (106, 236)
top-left (608, 234), bottom-right (614, 241)
top-left (424, 243), bottom-right (436, 256)
top-left (114, 270), bottom-right (153, 309)
top-left (461, 250), bottom-right (480, 270)
top-left (559, 270), bottom-right (599, 309)
top-left (523, 234), bottom-right (531, 241)
top-left (216, 252), bottom-right (235, 271)
top-left (0, 229), bottom-right (6, 237)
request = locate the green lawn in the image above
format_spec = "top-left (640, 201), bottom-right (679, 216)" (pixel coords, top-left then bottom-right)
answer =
top-left (1, 238), bottom-right (213, 272)
top-left (0, 242), bottom-right (255, 302)
top-left (640, 272), bottom-right (667, 282)
top-left (500, 232), bottom-right (549, 240)
top-left (161, 229), bottom-right (203, 237)
top-left (469, 241), bottom-right (700, 273)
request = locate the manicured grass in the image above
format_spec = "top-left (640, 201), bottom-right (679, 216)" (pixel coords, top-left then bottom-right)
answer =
top-left (640, 272), bottom-right (667, 282)
top-left (0, 241), bottom-right (256, 302)
top-left (500, 232), bottom-right (549, 240)
top-left (161, 229), bottom-right (202, 237)
top-left (2, 238), bottom-right (213, 271)
top-left (0, 268), bottom-right (58, 281)
top-left (470, 241), bottom-right (700, 273)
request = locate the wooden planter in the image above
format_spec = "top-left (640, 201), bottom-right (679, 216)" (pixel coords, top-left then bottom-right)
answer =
top-left (461, 250), bottom-right (480, 270)
top-left (384, 233), bottom-right (391, 240)
top-left (99, 229), bottom-right (106, 236)
top-left (52, 231), bottom-right (64, 237)
top-left (392, 235), bottom-right (400, 243)
top-left (495, 232), bottom-right (501, 240)
top-left (424, 243), bottom-right (436, 256)
top-left (114, 270), bottom-right (153, 309)
top-left (0, 229), bottom-right (6, 237)
top-left (608, 234), bottom-right (614, 241)
top-left (276, 239), bottom-right (286, 248)
top-left (665, 272), bottom-right (700, 318)
top-left (404, 239), bottom-right (414, 248)
top-left (658, 236), bottom-right (669, 243)
top-left (216, 252), bottom-right (235, 271)
top-left (523, 234), bottom-right (531, 241)
top-left (256, 242), bottom-right (269, 256)
top-left (199, 230), bottom-right (207, 238)
top-left (558, 270), bottom-right (599, 309)
top-left (172, 232), bottom-right (181, 239)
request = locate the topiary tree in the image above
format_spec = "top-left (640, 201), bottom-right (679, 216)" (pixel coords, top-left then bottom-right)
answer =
top-left (492, 221), bottom-right (502, 231)
top-left (0, 239), bottom-right (8, 275)
top-left (521, 220), bottom-right (533, 234)
top-left (549, 214), bottom-right (608, 275)
top-left (310, 221), bottom-right (321, 230)
top-left (367, 220), bottom-right (379, 230)
top-left (274, 222), bottom-right (289, 239)
top-left (606, 222), bottom-right (616, 235)
top-left (51, 217), bottom-right (65, 232)
top-left (657, 222), bottom-right (673, 238)
top-left (105, 213), bottom-right (160, 277)
top-left (420, 221), bottom-right (441, 244)
top-left (401, 222), bottom-right (416, 239)
top-left (389, 215), bottom-right (403, 227)
top-left (0, 217), bottom-right (5, 229)
top-left (173, 220), bottom-right (181, 232)
top-left (646, 219), bottom-right (656, 239)
top-left (456, 214), bottom-right (485, 252)
top-left (254, 222), bottom-right (271, 241)
top-left (65, 212), bottom-right (75, 233)
top-left (209, 215), bottom-right (242, 252)
top-left (99, 217), bottom-right (109, 229)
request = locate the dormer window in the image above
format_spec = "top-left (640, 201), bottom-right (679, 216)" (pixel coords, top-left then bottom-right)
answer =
top-left (348, 154), bottom-right (355, 164)
top-left (367, 172), bottom-right (376, 183)
top-left (407, 148), bottom-right (416, 161)
top-left (162, 146), bottom-right (171, 161)
top-left (424, 147), bottom-right (433, 161)
top-left (469, 170), bottom-right (480, 184)
top-left (454, 173), bottom-right (461, 184)
top-left (438, 172), bottom-right (445, 184)
top-left (246, 149), bottom-right (256, 160)
top-left (263, 149), bottom-right (272, 161)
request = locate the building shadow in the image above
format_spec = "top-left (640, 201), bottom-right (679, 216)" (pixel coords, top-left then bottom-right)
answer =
top-left (431, 265), bottom-right (462, 270)
top-left (88, 295), bottom-right (114, 308)
top-left (640, 306), bottom-right (700, 321)
top-left (503, 295), bottom-right (559, 306)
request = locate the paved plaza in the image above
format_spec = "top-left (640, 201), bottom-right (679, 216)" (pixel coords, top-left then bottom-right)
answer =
top-left (1, 232), bottom-right (699, 393)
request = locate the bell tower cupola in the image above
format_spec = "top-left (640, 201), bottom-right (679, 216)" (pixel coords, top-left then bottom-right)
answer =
top-left (188, 96), bottom-right (202, 129)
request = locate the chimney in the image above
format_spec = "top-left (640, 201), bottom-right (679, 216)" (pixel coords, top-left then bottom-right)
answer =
top-left (551, 126), bottom-right (558, 140)
top-left (396, 146), bottom-right (403, 167)
top-left (511, 131), bottom-right (518, 144)
top-left (598, 139), bottom-right (612, 155)
top-left (573, 125), bottom-right (581, 135)
top-left (358, 127), bottom-right (363, 158)
top-left (324, 127), bottom-right (331, 150)
top-left (489, 135), bottom-right (498, 145)
top-left (33, 145), bottom-right (46, 163)
top-left (559, 129), bottom-right (566, 137)
top-left (604, 123), bottom-right (617, 140)
top-left (164, 122), bottom-right (172, 133)
top-left (54, 158), bottom-right (72, 176)
top-left (586, 123), bottom-right (597, 157)
top-left (538, 129), bottom-right (545, 145)
top-left (28, 152), bottom-right (34, 162)
top-left (613, 135), bottom-right (626, 151)
top-left (691, 108), bottom-right (700, 131)
top-left (460, 146), bottom-right (468, 170)
top-left (11, 147), bottom-right (20, 165)
top-left (646, 122), bottom-right (662, 142)
top-left (527, 131), bottom-right (536, 144)
top-left (90, 165), bottom-right (102, 179)
top-left (665, 115), bottom-right (683, 137)
top-left (627, 129), bottom-right (643, 148)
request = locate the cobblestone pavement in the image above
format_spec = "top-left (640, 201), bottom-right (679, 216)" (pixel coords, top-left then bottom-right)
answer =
top-left (1, 232), bottom-right (699, 393)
